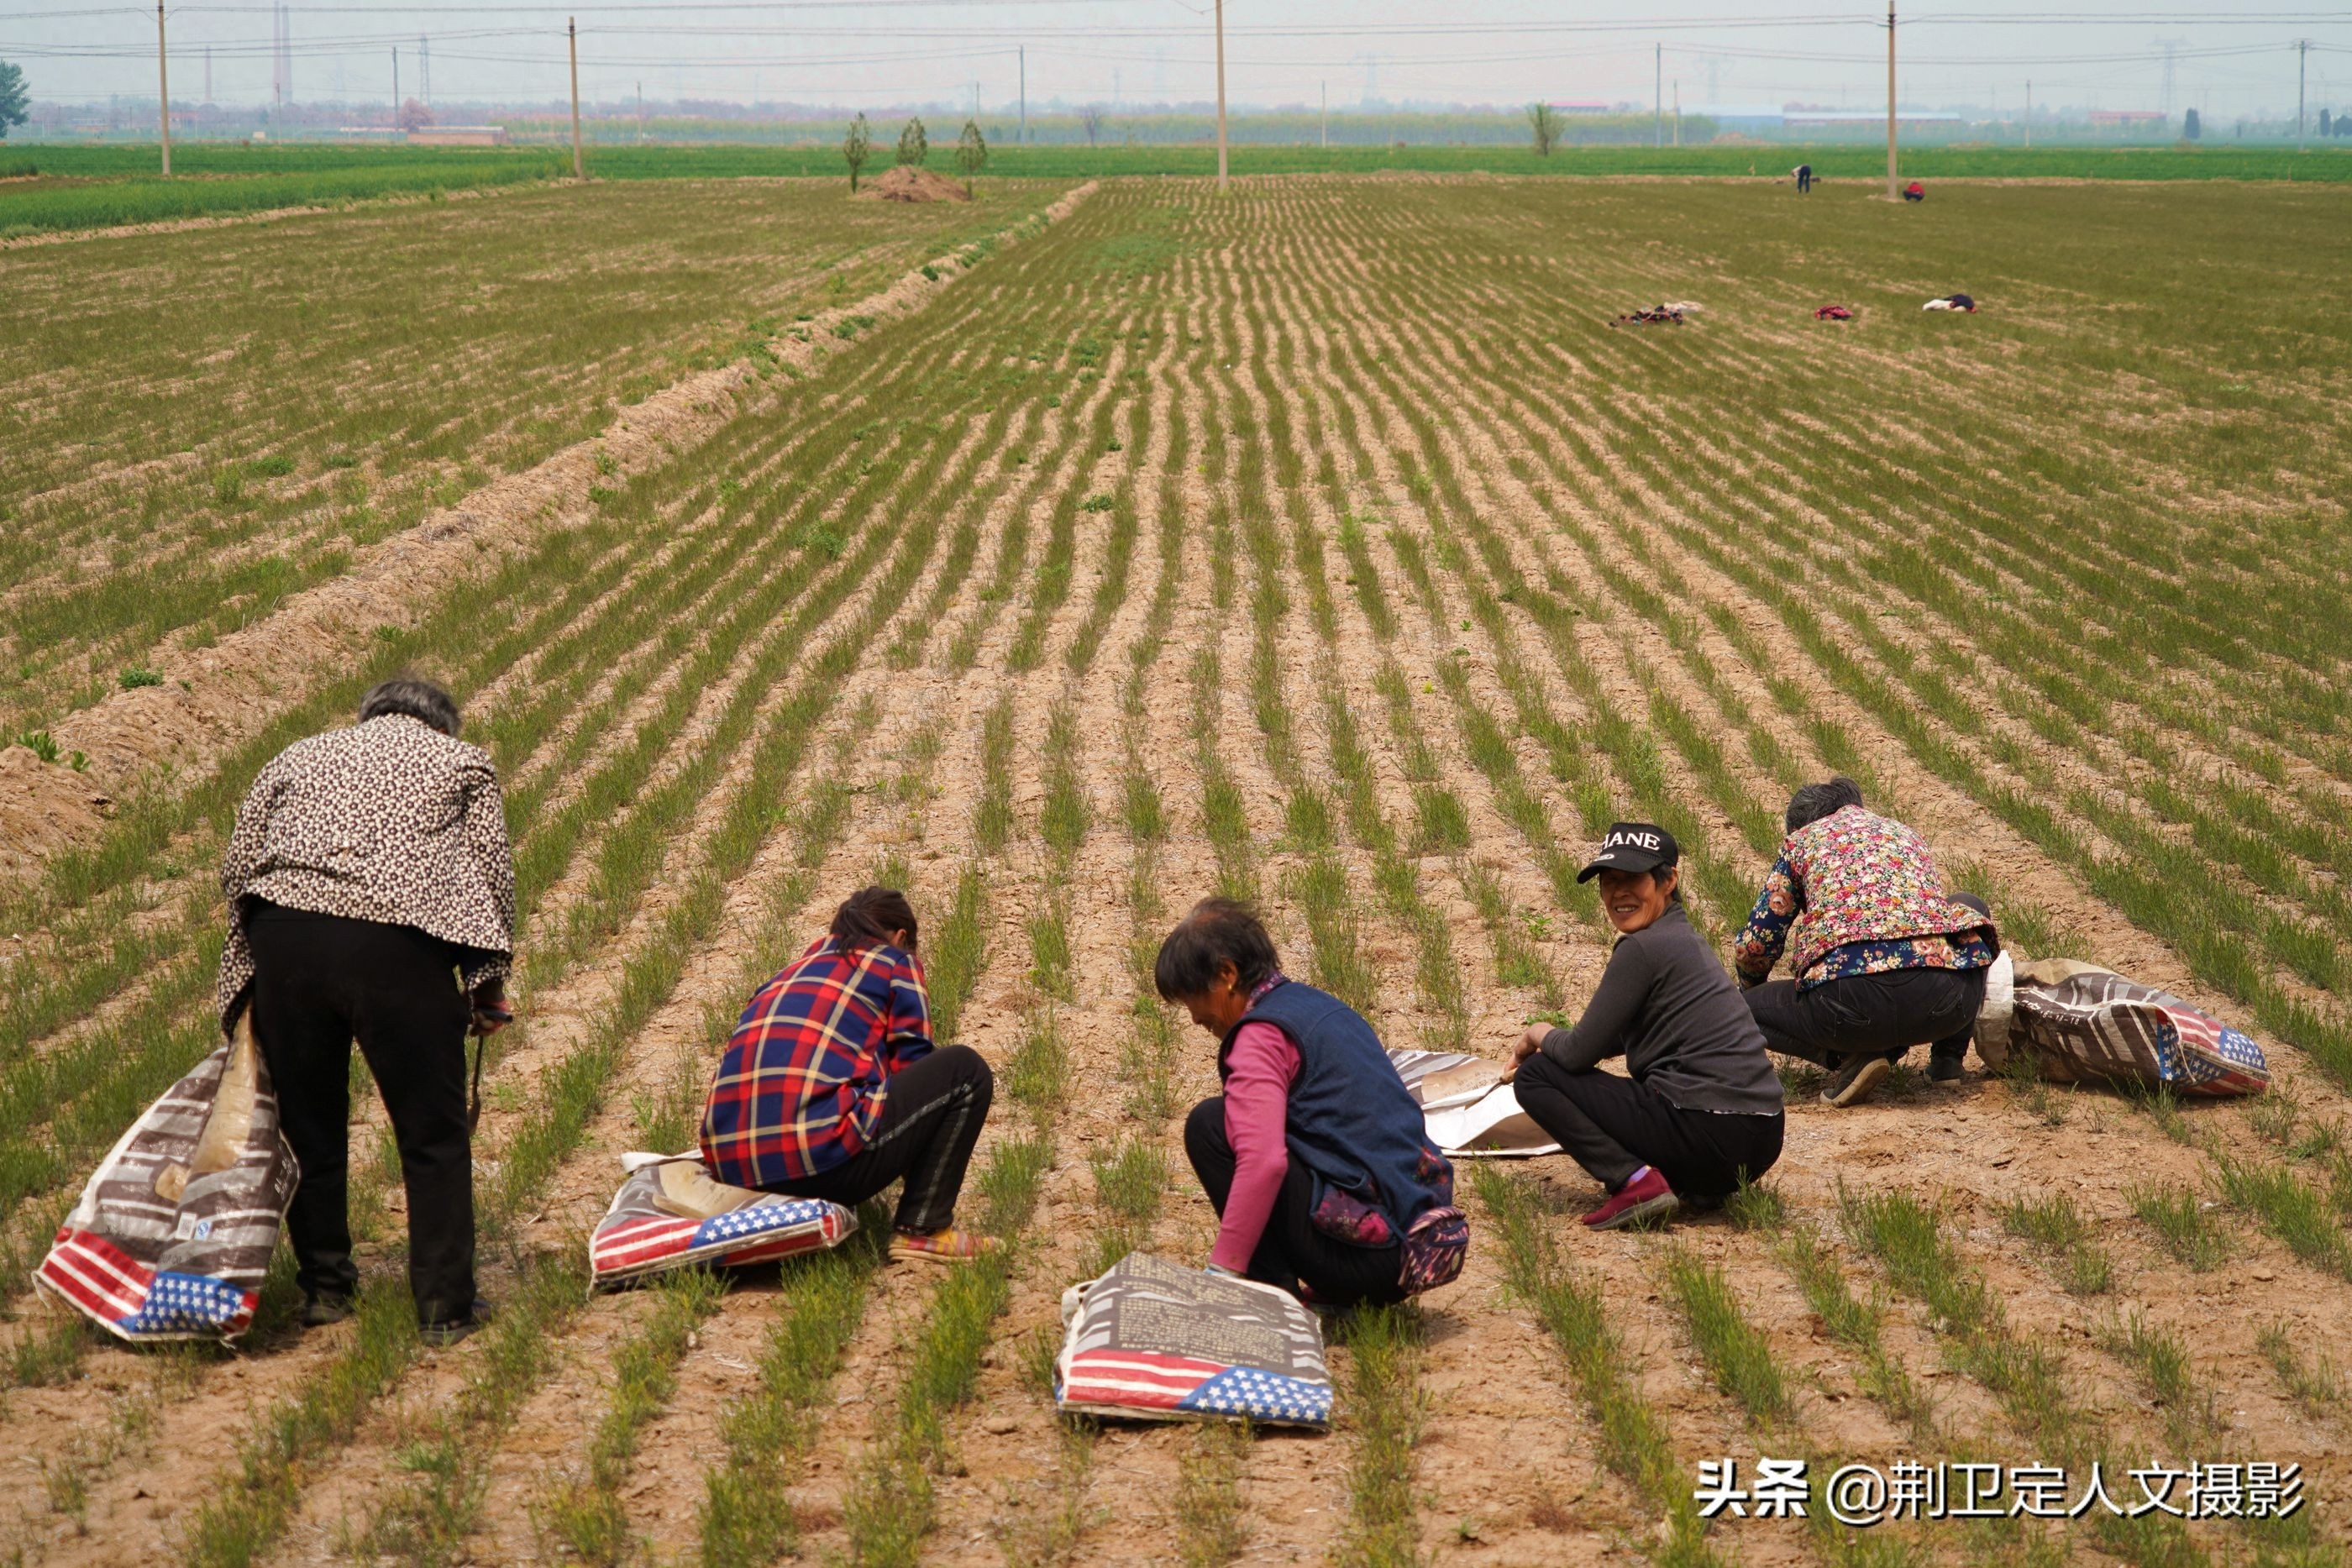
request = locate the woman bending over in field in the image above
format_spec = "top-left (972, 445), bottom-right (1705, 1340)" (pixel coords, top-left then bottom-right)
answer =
top-left (700, 886), bottom-right (998, 1263)
top-left (1505, 822), bottom-right (1785, 1231)
top-left (1162, 898), bottom-right (1468, 1308)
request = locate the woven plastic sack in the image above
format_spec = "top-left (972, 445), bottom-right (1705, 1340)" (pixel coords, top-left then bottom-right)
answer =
top-left (1054, 1252), bottom-right (1334, 1429)
top-left (1385, 1047), bottom-right (1501, 1111)
top-left (1977, 955), bottom-right (2267, 1098)
top-left (34, 1009), bottom-right (298, 1343)
top-left (588, 1154), bottom-right (857, 1290)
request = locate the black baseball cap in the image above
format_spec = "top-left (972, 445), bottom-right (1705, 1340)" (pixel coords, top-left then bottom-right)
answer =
top-left (1577, 822), bottom-right (1679, 882)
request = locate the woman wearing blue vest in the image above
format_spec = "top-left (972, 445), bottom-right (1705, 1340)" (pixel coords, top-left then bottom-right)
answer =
top-left (1160, 898), bottom-right (1468, 1308)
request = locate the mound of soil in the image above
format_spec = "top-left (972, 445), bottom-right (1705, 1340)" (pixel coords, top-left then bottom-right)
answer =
top-left (858, 165), bottom-right (971, 204)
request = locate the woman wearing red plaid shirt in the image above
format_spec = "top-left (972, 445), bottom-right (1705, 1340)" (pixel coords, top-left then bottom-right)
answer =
top-left (700, 887), bottom-right (999, 1263)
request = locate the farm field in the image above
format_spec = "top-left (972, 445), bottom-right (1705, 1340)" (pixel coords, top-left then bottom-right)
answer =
top-left (2, 173), bottom-right (2350, 1566)
top-left (0, 177), bottom-right (1066, 738)
top-left (9, 140), bottom-right (2350, 239)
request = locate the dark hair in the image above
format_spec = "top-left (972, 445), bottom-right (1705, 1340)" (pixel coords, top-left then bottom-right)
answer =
top-left (1154, 897), bottom-right (1279, 1001)
top-left (359, 677), bottom-right (461, 737)
top-left (831, 885), bottom-right (917, 952)
top-left (1786, 776), bottom-right (1866, 834)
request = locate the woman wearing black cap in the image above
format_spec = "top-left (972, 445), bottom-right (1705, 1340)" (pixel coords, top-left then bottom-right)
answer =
top-left (1504, 823), bottom-right (1785, 1230)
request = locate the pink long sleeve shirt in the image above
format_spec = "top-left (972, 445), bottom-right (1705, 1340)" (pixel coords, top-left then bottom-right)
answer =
top-left (1213, 1020), bottom-right (1302, 1273)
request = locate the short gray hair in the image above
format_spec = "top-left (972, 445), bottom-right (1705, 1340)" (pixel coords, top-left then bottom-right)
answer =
top-left (359, 677), bottom-right (461, 737)
top-left (1786, 776), bottom-right (1865, 834)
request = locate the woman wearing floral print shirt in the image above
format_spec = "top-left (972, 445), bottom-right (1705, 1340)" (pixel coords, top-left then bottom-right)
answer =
top-left (1735, 778), bottom-right (1998, 1108)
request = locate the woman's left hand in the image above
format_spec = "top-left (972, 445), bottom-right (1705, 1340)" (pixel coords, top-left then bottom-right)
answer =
top-left (471, 986), bottom-right (515, 1036)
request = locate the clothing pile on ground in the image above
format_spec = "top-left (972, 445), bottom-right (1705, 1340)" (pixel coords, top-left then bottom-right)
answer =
top-left (1054, 1252), bottom-right (1335, 1428)
top-left (1976, 955), bottom-right (2269, 1097)
top-left (1814, 305), bottom-right (1855, 321)
top-left (1611, 306), bottom-right (1686, 326)
top-left (588, 1154), bottom-right (858, 1289)
top-left (36, 1009), bottom-right (297, 1343)
top-left (1924, 292), bottom-right (1977, 312)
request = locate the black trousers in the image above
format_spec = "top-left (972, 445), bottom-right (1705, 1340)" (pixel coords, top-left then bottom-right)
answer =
top-left (762, 1045), bottom-right (993, 1235)
top-left (1512, 1053), bottom-right (1784, 1199)
top-left (1797, 170), bottom-right (1814, 191)
top-left (244, 903), bottom-right (477, 1326)
top-left (1184, 1097), bottom-right (1405, 1309)
top-left (1744, 967), bottom-right (1987, 1070)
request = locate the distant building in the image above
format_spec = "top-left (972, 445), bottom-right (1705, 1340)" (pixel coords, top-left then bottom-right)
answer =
top-left (1548, 101), bottom-right (1619, 115)
top-left (1781, 109), bottom-right (1966, 129)
top-left (408, 125), bottom-right (510, 146)
top-left (2087, 111), bottom-right (2169, 128)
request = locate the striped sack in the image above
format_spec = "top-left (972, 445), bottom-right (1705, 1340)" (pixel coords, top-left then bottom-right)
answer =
top-left (588, 1154), bottom-right (856, 1290)
top-left (1981, 957), bottom-right (2269, 1099)
top-left (35, 1009), bottom-right (297, 1344)
top-left (1055, 1252), bottom-right (1334, 1429)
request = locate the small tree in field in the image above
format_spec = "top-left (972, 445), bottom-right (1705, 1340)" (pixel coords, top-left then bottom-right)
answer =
top-left (1079, 105), bottom-right (1102, 147)
top-left (843, 113), bottom-right (871, 191)
top-left (1527, 101), bottom-right (1562, 156)
top-left (397, 97), bottom-right (433, 134)
top-left (0, 60), bottom-right (29, 139)
top-left (953, 119), bottom-right (986, 195)
top-left (895, 116), bottom-right (927, 167)
top-left (2182, 107), bottom-right (2202, 141)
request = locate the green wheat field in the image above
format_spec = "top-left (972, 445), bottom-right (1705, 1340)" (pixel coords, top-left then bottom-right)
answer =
top-left (2, 170), bottom-right (2349, 1565)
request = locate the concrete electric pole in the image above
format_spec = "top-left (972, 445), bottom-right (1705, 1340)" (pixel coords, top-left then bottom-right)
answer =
top-left (1654, 44), bottom-right (1662, 148)
top-left (568, 17), bottom-right (585, 179)
top-left (1019, 45), bottom-right (1026, 143)
top-left (1886, 0), bottom-right (1899, 199)
top-left (155, 0), bottom-right (171, 176)
top-left (1214, 0), bottom-right (1229, 189)
top-left (2297, 38), bottom-right (2310, 148)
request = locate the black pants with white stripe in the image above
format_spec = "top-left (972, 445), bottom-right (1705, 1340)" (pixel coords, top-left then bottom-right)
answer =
top-left (763, 1045), bottom-right (994, 1234)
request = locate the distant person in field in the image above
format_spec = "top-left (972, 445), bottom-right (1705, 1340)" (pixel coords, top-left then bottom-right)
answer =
top-left (1903, 180), bottom-right (1926, 202)
top-left (1160, 898), bottom-right (1468, 1308)
top-left (218, 676), bottom-right (513, 1345)
top-left (700, 886), bottom-right (999, 1264)
top-left (1735, 778), bottom-right (1999, 1108)
top-left (1504, 824), bottom-right (1785, 1231)
top-left (1793, 161), bottom-right (1814, 193)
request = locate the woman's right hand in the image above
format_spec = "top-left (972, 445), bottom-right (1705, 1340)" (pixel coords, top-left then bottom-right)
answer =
top-left (1501, 1023), bottom-right (1547, 1083)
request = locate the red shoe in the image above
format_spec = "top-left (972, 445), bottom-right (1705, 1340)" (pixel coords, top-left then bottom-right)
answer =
top-left (1580, 1167), bottom-right (1680, 1231)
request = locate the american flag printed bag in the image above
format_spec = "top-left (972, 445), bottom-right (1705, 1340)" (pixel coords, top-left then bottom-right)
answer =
top-left (1978, 956), bottom-right (2268, 1099)
top-left (588, 1154), bottom-right (857, 1290)
top-left (35, 1008), bottom-right (298, 1344)
top-left (1054, 1252), bottom-right (1334, 1429)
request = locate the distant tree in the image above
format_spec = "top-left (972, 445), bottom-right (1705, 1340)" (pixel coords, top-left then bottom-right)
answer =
top-left (397, 97), bottom-right (433, 133)
top-left (843, 112), bottom-right (871, 191)
top-left (895, 116), bottom-right (927, 167)
top-left (0, 60), bottom-right (30, 139)
top-left (1079, 105), bottom-right (1102, 147)
top-left (2182, 107), bottom-right (2201, 141)
top-left (1527, 101), bottom-right (1562, 156)
top-left (953, 118), bottom-right (987, 195)
top-left (2322, 108), bottom-right (2334, 138)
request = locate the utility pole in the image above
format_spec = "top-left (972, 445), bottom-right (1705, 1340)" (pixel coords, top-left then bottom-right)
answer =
top-left (1214, 0), bottom-right (1229, 189)
top-left (391, 47), bottom-right (399, 131)
top-left (1321, 81), bottom-right (1327, 148)
top-left (1673, 79), bottom-right (1681, 147)
top-left (568, 17), bottom-right (585, 179)
top-left (1019, 45), bottom-right (1026, 143)
top-left (636, 80), bottom-right (643, 143)
top-left (155, 0), bottom-right (171, 176)
top-left (1885, 0), bottom-right (1898, 200)
top-left (2297, 38), bottom-right (2310, 148)
top-left (1654, 44), bottom-right (1662, 148)
top-left (2024, 77), bottom-right (2030, 149)
top-left (419, 35), bottom-right (429, 107)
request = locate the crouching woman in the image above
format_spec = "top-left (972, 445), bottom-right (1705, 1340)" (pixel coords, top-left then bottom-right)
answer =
top-left (1508, 823), bottom-right (1785, 1231)
top-left (1160, 898), bottom-right (1467, 1308)
top-left (700, 886), bottom-right (998, 1264)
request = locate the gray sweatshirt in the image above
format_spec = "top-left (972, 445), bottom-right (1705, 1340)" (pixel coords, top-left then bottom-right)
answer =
top-left (1541, 904), bottom-right (1784, 1115)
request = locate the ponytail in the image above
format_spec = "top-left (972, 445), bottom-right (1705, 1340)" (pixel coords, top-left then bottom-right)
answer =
top-left (831, 885), bottom-right (918, 952)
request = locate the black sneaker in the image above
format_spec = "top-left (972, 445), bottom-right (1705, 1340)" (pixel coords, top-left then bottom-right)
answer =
top-left (418, 1299), bottom-right (495, 1348)
top-left (1927, 1054), bottom-right (1967, 1083)
top-left (300, 1293), bottom-right (356, 1329)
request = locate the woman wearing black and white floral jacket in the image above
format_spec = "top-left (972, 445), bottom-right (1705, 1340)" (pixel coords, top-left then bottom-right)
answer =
top-left (218, 676), bottom-right (514, 1345)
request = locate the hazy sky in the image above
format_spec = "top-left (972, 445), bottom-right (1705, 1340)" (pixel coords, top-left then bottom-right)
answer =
top-left (5, 0), bottom-right (2345, 119)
